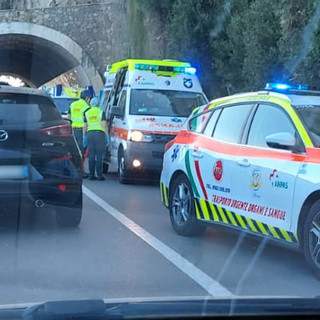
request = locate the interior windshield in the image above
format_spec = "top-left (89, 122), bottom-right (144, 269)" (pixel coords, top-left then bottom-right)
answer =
top-left (129, 89), bottom-right (206, 117)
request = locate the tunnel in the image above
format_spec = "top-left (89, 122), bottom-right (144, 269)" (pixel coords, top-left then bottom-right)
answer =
top-left (0, 34), bottom-right (80, 87)
top-left (0, 22), bottom-right (103, 90)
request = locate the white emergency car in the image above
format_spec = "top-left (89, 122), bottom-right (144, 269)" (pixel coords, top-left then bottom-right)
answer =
top-left (160, 83), bottom-right (320, 278)
top-left (43, 84), bottom-right (95, 119)
top-left (100, 59), bottom-right (207, 183)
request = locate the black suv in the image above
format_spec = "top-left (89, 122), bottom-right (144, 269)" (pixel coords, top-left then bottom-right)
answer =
top-left (0, 86), bottom-right (82, 227)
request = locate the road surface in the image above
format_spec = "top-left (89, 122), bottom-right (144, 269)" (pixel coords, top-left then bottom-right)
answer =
top-left (0, 173), bottom-right (319, 305)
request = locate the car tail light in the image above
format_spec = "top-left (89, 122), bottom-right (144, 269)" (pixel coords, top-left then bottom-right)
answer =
top-left (165, 139), bottom-right (175, 152)
top-left (40, 124), bottom-right (72, 137)
top-left (58, 184), bottom-right (67, 192)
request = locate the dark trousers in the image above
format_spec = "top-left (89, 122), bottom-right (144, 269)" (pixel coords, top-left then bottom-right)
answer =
top-left (87, 130), bottom-right (105, 177)
top-left (73, 128), bottom-right (84, 156)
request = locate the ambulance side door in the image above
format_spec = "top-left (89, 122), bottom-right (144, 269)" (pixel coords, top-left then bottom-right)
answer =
top-left (110, 90), bottom-right (127, 163)
top-left (106, 67), bottom-right (128, 165)
top-left (233, 103), bottom-right (305, 234)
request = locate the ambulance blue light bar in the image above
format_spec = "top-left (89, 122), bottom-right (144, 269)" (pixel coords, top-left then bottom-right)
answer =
top-left (265, 83), bottom-right (309, 91)
top-left (134, 64), bottom-right (159, 71)
top-left (134, 64), bottom-right (196, 75)
top-left (183, 67), bottom-right (197, 75)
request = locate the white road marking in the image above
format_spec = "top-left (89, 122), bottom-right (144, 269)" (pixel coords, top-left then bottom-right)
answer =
top-left (83, 186), bottom-right (233, 297)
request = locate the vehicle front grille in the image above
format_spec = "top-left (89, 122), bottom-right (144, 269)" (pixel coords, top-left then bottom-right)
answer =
top-left (152, 151), bottom-right (164, 159)
top-left (152, 134), bottom-right (175, 144)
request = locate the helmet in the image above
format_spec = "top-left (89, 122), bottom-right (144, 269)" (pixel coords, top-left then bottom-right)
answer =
top-left (90, 97), bottom-right (99, 107)
top-left (80, 89), bottom-right (93, 100)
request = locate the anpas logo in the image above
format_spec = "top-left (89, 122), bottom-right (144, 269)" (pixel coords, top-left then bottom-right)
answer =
top-left (135, 75), bottom-right (154, 86)
top-left (135, 75), bottom-right (144, 82)
top-left (183, 78), bottom-right (193, 89)
top-left (213, 160), bottom-right (223, 181)
top-left (250, 170), bottom-right (262, 191)
top-left (269, 169), bottom-right (288, 189)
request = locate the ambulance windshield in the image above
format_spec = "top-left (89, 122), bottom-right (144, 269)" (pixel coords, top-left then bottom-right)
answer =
top-left (130, 89), bottom-right (206, 117)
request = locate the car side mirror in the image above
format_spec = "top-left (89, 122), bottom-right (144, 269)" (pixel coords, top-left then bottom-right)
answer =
top-left (110, 106), bottom-right (124, 118)
top-left (265, 132), bottom-right (304, 153)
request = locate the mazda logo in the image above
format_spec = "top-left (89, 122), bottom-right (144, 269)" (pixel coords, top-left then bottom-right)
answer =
top-left (0, 130), bottom-right (8, 142)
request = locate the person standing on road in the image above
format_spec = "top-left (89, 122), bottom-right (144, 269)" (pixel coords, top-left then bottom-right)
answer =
top-left (83, 97), bottom-right (108, 181)
top-left (67, 89), bottom-right (92, 178)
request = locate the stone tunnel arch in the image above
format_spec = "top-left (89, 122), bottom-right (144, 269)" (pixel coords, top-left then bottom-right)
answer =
top-left (0, 22), bottom-right (103, 90)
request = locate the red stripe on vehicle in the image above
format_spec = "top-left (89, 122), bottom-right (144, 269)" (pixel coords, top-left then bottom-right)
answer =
top-left (174, 130), bottom-right (320, 164)
top-left (194, 160), bottom-right (208, 200)
top-left (201, 104), bottom-right (211, 127)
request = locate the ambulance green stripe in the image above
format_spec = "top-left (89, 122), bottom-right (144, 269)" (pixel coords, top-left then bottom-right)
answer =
top-left (185, 150), bottom-right (200, 197)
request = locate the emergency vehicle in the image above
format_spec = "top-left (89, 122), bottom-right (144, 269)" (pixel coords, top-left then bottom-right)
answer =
top-left (43, 84), bottom-right (94, 119)
top-left (100, 59), bottom-right (207, 183)
top-left (160, 83), bottom-right (320, 278)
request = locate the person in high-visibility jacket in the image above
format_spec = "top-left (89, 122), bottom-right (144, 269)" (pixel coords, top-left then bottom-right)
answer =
top-left (67, 89), bottom-right (92, 156)
top-left (83, 97), bottom-right (108, 180)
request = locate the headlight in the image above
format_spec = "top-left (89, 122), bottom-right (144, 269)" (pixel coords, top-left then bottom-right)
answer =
top-left (128, 130), bottom-right (153, 142)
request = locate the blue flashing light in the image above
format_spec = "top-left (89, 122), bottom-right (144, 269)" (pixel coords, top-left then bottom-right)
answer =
top-left (265, 83), bottom-right (309, 91)
top-left (184, 67), bottom-right (197, 75)
top-left (134, 64), bottom-right (159, 71)
top-left (275, 83), bottom-right (290, 90)
top-left (134, 63), bottom-right (196, 75)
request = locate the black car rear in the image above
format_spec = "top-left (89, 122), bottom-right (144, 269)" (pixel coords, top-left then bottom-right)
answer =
top-left (0, 86), bottom-right (82, 227)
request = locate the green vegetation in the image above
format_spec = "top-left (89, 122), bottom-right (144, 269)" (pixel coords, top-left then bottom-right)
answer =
top-left (133, 0), bottom-right (320, 99)
top-left (128, 0), bottom-right (148, 58)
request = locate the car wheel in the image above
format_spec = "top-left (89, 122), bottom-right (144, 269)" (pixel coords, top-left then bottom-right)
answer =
top-left (55, 195), bottom-right (82, 228)
top-left (303, 200), bottom-right (320, 279)
top-left (118, 149), bottom-right (130, 184)
top-left (169, 174), bottom-right (206, 236)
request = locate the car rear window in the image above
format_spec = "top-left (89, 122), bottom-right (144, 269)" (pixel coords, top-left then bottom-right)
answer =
top-left (0, 93), bottom-right (61, 124)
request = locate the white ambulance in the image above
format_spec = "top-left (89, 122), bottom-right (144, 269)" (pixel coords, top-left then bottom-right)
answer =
top-left (100, 59), bottom-right (207, 183)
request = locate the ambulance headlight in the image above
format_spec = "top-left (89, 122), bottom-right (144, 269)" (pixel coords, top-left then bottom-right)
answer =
top-left (129, 131), bottom-right (153, 143)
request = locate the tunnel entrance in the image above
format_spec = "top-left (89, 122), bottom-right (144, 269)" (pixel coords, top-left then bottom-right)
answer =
top-left (0, 22), bottom-right (103, 90)
top-left (0, 34), bottom-right (80, 87)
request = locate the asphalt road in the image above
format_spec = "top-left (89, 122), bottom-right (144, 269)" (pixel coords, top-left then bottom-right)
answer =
top-left (0, 172), bottom-right (319, 305)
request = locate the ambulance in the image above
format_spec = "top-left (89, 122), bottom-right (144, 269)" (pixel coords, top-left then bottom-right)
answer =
top-left (160, 83), bottom-right (320, 279)
top-left (101, 59), bottom-right (207, 183)
top-left (43, 84), bottom-right (94, 119)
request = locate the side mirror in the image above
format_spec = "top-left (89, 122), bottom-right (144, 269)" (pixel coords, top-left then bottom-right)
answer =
top-left (110, 106), bottom-right (124, 118)
top-left (265, 132), bottom-right (304, 153)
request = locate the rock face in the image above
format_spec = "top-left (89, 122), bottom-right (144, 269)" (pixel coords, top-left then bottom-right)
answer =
top-left (0, 1), bottom-right (129, 88)
top-left (0, 0), bottom-right (166, 89)
top-left (4, 1), bottom-right (118, 10)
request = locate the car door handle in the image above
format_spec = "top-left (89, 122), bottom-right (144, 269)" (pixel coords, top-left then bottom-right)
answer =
top-left (191, 151), bottom-right (203, 159)
top-left (237, 159), bottom-right (251, 167)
